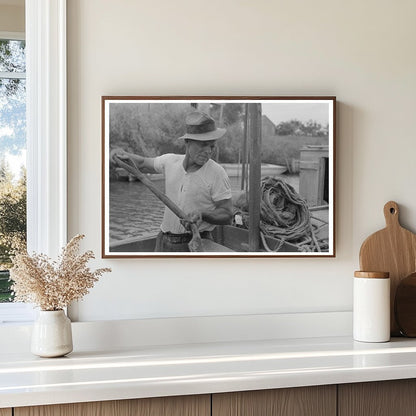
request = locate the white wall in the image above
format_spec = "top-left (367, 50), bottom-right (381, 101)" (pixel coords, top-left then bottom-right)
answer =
top-left (67, 0), bottom-right (416, 322)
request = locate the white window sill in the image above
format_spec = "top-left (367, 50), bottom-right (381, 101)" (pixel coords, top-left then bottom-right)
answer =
top-left (0, 303), bottom-right (35, 325)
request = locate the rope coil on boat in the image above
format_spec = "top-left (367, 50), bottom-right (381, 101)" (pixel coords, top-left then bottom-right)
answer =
top-left (235, 177), bottom-right (327, 252)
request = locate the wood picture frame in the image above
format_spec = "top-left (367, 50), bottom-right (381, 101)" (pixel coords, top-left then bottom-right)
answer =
top-left (102, 96), bottom-right (336, 258)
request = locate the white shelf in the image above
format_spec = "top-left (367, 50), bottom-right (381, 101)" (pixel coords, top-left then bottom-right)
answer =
top-left (2, 335), bottom-right (416, 408)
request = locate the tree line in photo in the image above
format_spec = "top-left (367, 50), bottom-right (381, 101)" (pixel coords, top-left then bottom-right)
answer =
top-left (109, 103), bottom-right (329, 177)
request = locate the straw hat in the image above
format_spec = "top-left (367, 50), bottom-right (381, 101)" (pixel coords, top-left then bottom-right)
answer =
top-left (179, 111), bottom-right (226, 141)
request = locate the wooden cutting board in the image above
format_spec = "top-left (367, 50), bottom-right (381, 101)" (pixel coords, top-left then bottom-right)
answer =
top-left (359, 201), bottom-right (416, 336)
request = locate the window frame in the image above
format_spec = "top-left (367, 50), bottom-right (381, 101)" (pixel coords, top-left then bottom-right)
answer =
top-left (26, 0), bottom-right (67, 258)
top-left (0, 0), bottom-right (67, 323)
top-left (0, 31), bottom-right (26, 78)
top-left (0, 31), bottom-right (24, 41)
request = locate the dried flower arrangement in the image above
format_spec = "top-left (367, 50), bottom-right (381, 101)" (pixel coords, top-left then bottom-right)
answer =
top-left (10, 234), bottom-right (111, 311)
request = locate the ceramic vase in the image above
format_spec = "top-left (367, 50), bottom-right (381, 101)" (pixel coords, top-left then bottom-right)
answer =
top-left (31, 310), bottom-right (73, 357)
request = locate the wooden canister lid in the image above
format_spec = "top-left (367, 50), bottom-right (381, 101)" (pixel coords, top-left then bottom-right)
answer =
top-left (354, 271), bottom-right (389, 279)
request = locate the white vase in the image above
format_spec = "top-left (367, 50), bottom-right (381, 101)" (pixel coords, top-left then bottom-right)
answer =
top-left (31, 310), bottom-right (73, 357)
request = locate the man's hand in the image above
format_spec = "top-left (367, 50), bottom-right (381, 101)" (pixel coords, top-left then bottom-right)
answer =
top-left (110, 148), bottom-right (130, 163)
top-left (110, 149), bottom-right (158, 174)
top-left (180, 211), bottom-right (202, 231)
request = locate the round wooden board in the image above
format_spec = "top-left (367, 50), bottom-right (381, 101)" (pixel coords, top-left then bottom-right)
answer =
top-left (359, 201), bottom-right (416, 335)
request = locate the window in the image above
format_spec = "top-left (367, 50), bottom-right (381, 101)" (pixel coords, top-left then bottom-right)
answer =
top-left (0, 0), bottom-right (67, 324)
top-left (0, 34), bottom-right (27, 309)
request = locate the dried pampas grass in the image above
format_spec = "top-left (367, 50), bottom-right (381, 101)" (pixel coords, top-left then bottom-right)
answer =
top-left (10, 234), bottom-right (111, 311)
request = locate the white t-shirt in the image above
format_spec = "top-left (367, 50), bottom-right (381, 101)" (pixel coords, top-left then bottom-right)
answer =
top-left (153, 154), bottom-right (232, 233)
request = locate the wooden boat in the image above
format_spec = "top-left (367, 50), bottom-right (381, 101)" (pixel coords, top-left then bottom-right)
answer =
top-left (109, 224), bottom-right (320, 254)
top-left (213, 225), bottom-right (300, 252)
top-left (110, 235), bottom-right (158, 252)
top-left (109, 199), bottom-right (329, 254)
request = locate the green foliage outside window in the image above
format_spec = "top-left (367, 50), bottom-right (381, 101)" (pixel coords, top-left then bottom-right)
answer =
top-left (0, 38), bottom-right (27, 302)
top-left (0, 161), bottom-right (26, 302)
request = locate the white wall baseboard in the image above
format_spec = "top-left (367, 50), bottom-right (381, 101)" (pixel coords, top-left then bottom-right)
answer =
top-left (0, 311), bottom-right (352, 353)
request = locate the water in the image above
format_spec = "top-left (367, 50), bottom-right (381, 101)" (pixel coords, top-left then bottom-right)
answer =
top-left (110, 180), bottom-right (166, 243)
top-left (109, 174), bottom-right (299, 244)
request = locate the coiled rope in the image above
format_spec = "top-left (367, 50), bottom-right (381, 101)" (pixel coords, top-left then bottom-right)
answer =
top-left (236, 177), bottom-right (327, 252)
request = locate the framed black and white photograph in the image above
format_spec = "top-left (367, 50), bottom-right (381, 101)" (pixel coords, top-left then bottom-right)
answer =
top-left (102, 96), bottom-right (336, 257)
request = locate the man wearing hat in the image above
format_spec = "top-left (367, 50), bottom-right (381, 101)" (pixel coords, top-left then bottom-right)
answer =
top-left (111, 111), bottom-right (233, 252)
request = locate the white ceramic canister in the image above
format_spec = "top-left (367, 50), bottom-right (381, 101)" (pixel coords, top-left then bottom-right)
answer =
top-left (353, 271), bottom-right (390, 343)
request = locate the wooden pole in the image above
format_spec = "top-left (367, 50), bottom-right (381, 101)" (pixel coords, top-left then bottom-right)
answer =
top-left (219, 104), bottom-right (224, 127)
top-left (113, 156), bottom-right (203, 252)
top-left (114, 157), bottom-right (187, 219)
top-left (241, 104), bottom-right (249, 191)
top-left (248, 103), bottom-right (262, 252)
